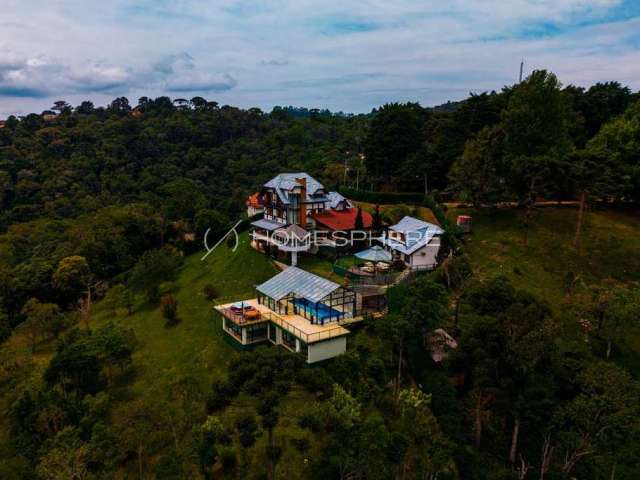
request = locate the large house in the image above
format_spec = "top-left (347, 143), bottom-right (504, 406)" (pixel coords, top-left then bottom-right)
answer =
top-left (248, 173), bottom-right (371, 264)
top-left (377, 216), bottom-right (444, 270)
top-left (215, 267), bottom-right (369, 363)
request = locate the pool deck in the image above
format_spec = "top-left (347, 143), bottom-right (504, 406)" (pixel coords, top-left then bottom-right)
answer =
top-left (215, 298), bottom-right (350, 343)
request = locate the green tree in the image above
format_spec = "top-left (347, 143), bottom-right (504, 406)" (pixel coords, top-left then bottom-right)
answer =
top-left (582, 81), bottom-right (634, 139)
top-left (52, 256), bottom-right (92, 300)
top-left (502, 70), bottom-right (572, 243)
top-left (194, 208), bottom-right (229, 238)
top-left (588, 99), bottom-right (640, 201)
top-left (572, 283), bottom-right (640, 359)
top-left (565, 146), bottom-right (619, 247)
top-left (194, 415), bottom-right (227, 479)
top-left (129, 248), bottom-right (181, 303)
top-left (449, 125), bottom-right (508, 206)
top-left (92, 322), bottom-right (136, 384)
top-left (20, 298), bottom-right (65, 351)
top-left (354, 206), bottom-right (364, 230)
top-left (364, 103), bottom-right (426, 183)
top-left (235, 412), bottom-right (259, 475)
top-left (36, 427), bottom-right (89, 480)
top-left (553, 361), bottom-right (640, 477)
top-left (52, 256), bottom-right (94, 321)
top-left (102, 284), bottom-right (133, 315)
top-left (44, 329), bottom-right (104, 398)
top-left (372, 204), bottom-right (382, 234)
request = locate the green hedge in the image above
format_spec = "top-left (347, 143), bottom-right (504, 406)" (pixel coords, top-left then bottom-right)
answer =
top-left (338, 187), bottom-right (425, 205)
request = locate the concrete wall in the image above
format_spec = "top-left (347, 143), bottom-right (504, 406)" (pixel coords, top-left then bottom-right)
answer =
top-left (307, 336), bottom-right (347, 363)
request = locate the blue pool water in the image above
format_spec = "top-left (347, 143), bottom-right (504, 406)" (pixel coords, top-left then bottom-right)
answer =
top-left (292, 298), bottom-right (343, 323)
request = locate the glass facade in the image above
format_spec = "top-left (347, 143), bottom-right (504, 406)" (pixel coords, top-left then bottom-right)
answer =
top-left (246, 323), bottom-right (268, 343)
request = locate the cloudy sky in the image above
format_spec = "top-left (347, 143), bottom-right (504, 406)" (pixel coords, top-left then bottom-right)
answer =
top-left (1, 0), bottom-right (639, 116)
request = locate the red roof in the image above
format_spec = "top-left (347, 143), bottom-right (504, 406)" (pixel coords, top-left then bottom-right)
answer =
top-left (312, 208), bottom-right (373, 231)
top-left (246, 192), bottom-right (263, 207)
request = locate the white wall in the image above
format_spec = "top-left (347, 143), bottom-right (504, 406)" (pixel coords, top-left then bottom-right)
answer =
top-left (408, 237), bottom-right (440, 269)
top-left (307, 336), bottom-right (347, 363)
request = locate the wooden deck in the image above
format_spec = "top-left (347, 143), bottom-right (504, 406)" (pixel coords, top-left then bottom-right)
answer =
top-left (215, 299), bottom-right (350, 344)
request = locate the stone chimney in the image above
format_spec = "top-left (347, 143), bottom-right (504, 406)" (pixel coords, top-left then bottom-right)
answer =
top-left (295, 177), bottom-right (307, 226)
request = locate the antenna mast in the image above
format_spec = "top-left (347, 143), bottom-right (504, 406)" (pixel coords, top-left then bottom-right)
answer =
top-left (519, 60), bottom-right (524, 83)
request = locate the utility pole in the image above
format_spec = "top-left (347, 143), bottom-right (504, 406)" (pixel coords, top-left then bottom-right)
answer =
top-left (343, 154), bottom-right (348, 185)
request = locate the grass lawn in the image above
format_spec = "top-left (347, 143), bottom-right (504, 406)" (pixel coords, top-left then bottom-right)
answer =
top-left (297, 254), bottom-right (356, 282)
top-left (93, 232), bottom-right (279, 397)
top-left (448, 206), bottom-right (640, 376)
top-left (450, 206), bottom-right (640, 308)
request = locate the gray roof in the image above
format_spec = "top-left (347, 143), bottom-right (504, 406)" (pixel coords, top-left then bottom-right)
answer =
top-left (264, 173), bottom-right (326, 204)
top-left (378, 216), bottom-right (443, 255)
top-left (377, 235), bottom-right (432, 255)
top-left (390, 216), bottom-right (443, 235)
top-left (256, 267), bottom-right (341, 302)
top-left (327, 191), bottom-right (353, 210)
top-left (251, 218), bottom-right (284, 231)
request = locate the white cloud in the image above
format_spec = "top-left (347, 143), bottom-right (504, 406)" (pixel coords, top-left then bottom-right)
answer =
top-left (0, 0), bottom-right (637, 116)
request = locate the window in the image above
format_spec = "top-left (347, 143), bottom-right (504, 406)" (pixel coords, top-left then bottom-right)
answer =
top-left (299, 341), bottom-right (308, 358)
top-left (224, 318), bottom-right (242, 340)
top-left (282, 330), bottom-right (296, 350)
top-left (247, 323), bottom-right (267, 343)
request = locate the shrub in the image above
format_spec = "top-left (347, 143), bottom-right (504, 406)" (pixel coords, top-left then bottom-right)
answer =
top-left (0, 313), bottom-right (10, 344)
top-left (203, 284), bottom-right (217, 300)
top-left (298, 411), bottom-right (323, 432)
top-left (219, 446), bottom-right (237, 471)
top-left (206, 380), bottom-right (237, 412)
top-left (382, 204), bottom-right (413, 224)
top-left (291, 436), bottom-right (311, 453)
top-left (160, 294), bottom-right (178, 325)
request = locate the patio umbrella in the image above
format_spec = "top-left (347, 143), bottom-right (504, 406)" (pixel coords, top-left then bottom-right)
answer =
top-left (354, 245), bottom-right (392, 262)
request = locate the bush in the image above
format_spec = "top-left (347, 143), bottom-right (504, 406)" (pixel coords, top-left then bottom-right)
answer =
top-left (206, 380), bottom-right (237, 412)
top-left (298, 411), bottom-right (323, 433)
top-left (219, 446), bottom-right (237, 471)
top-left (0, 312), bottom-right (11, 344)
top-left (381, 204), bottom-right (413, 224)
top-left (291, 436), bottom-right (311, 453)
top-left (160, 294), bottom-right (178, 325)
top-left (203, 284), bottom-right (217, 300)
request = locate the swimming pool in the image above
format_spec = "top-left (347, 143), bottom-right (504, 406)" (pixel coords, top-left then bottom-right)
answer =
top-left (292, 298), bottom-right (343, 324)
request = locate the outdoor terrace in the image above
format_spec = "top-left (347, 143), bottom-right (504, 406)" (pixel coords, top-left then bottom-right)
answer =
top-left (215, 298), bottom-right (350, 344)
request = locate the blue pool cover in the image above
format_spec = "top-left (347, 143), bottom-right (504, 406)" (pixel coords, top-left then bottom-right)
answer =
top-left (292, 298), bottom-right (343, 324)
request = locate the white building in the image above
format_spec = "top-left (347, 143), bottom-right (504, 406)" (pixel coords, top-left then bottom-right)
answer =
top-left (377, 216), bottom-right (444, 270)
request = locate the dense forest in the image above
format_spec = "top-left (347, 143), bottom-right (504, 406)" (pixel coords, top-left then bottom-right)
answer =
top-left (0, 71), bottom-right (639, 479)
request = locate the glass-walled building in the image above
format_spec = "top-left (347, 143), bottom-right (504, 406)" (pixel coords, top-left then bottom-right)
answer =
top-left (215, 267), bottom-right (360, 363)
top-left (256, 267), bottom-right (356, 325)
